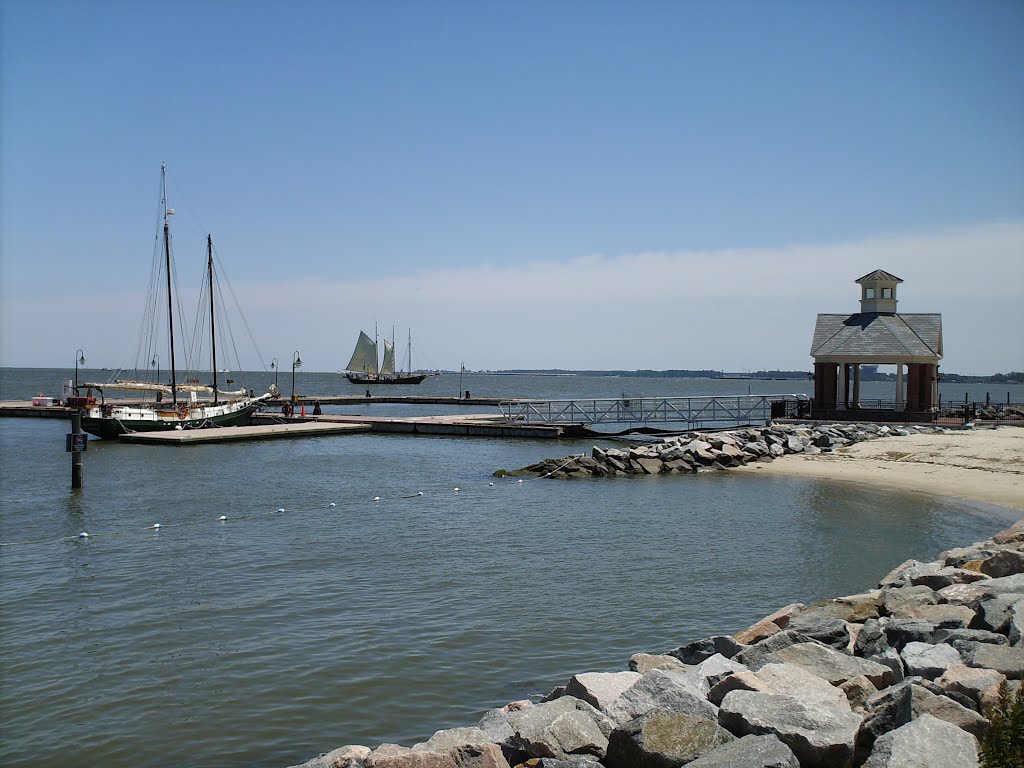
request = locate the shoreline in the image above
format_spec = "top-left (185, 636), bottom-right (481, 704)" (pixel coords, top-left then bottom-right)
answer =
top-left (734, 426), bottom-right (1024, 514)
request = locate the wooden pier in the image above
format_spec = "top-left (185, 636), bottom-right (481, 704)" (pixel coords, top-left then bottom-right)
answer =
top-left (0, 400), bottom-right (584, 443)
top-left (251, 413), bottom-right (580, 439)
top-left (117, 420), bottom-right (372, 445)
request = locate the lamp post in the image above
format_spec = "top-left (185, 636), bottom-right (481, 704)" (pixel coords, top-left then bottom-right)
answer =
top-left (291, 351), bottom-right (302, 404)
top-left (151, 354), bottom-right (160, 383)
top-left (270, 357), bottom-right (279, 390)
top-left (75, 349), bottom-right (86, 389)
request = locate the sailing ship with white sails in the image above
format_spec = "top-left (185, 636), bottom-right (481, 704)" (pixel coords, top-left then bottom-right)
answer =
top-left (342, 327), bottom-right (432, 385)
top-left (73, 163), bottom-right (275, 439)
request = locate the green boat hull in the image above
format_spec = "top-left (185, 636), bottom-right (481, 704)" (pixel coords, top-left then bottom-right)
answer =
top-left (82, 404), bottom-right (258, 440)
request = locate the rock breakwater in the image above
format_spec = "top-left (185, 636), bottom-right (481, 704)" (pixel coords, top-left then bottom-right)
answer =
top-left (291, 517), bottom-right (1024, 768)
top-left (514, 422), bottom-right (949, 479)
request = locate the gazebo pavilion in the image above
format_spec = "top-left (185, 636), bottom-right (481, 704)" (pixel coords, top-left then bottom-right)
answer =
top-left (809, 270), bottom-right (943, 420)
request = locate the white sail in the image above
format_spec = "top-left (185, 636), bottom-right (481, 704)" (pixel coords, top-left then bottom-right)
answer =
top-left (345, 331), bottom-right (378, 374)
top-left (83, 380), bottom-right (173, 394)
top-left (82, 380), bottom-right (224, 395)
top-left (380, 339), bottom-right (396, 376)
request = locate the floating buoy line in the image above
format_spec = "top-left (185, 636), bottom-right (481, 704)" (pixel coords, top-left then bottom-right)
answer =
top-left (0, 474), bottom-right (541, 548)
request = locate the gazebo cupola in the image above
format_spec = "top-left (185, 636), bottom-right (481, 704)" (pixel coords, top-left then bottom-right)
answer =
top-left (810, 270), bottom-right (942, 419)
top-left (857, 269), bottom-right (901, 314)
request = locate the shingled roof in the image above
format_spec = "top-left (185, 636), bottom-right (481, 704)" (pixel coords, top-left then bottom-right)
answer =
top-left (856, 269), bottom-right (903, 284)
top-left (810, 312), bottom-right (942, 360)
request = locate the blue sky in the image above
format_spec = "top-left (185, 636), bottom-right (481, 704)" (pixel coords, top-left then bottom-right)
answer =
top-left (2, 0), bottom-right (1022, 374)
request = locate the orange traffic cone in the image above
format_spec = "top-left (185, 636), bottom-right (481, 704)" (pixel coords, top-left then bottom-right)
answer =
top-left (301, 404), bottom-right (306, 417)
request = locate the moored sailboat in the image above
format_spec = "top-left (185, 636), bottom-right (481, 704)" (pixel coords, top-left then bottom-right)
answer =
top-left (74, 164), bottom-right (275, 438)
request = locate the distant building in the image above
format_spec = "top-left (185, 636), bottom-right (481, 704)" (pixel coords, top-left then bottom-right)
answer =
top-left (810, 270), bottom-right (942, 417)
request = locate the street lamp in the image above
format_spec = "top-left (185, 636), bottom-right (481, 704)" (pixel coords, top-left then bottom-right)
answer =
top-left (151, 354), bottom-right (160, 383)
top-left (270, 357), bottom-right (279, 390)
top-left (75, 349), bottom-right (86, 389)
top-left (291, 351), bottom-right (302, 404)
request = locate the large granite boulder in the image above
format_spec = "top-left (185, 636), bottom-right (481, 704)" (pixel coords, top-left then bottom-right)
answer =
top-left (754, 663), bottom-right (851, 712)
top-left (684, 734), bottom-right (798, 768)
top-left (734, 617), bottom-right (783, 646)
top-left (477, 701), bottom-right (531, 743)
top-left (783, 613), bottom-right (851, 649)
top-left (604, 710), bottom-right (734, 768)
top-left (733, 631), bottom-right (816, 670)
top-left (880, 585), bottom-right (938, 617)
top-left (979, 549), bottom-right (1024, 578)
top-left (958, 641), bottom-right (1024, 679)
top-left (564, 672), bottom-right (641, 712)
top-left (605, 668), bottom-right (717, 726)
top-left (506, 696), bottom-right (613, 760)
top-left (365, 744), bottom-right (509, 768)
top-left (977, 594), bottom-right (1024, 634)
top-left (693, 654), bottom-right (747, 694)
top-left (899, 641), bottom-right (963, 679)
top-left (707, 670), bottom-right (769, 706)
top-left (857, 682), bottom-right (912, 758)
top-left (629, 653), bottom-right (687, 674)
top-left (879, 618), bottom-right (941, 651)
top-left (668, 636), bottom-right (740, 664)
top-left (935, 664), bottom-right (1006, 708)
top-left (897, 603), bottom-right (975, 628)
top-left (289, 745), bottom-right (371, 768)
top-left (765, 642), bottom-right (895, 688)
top-left (862, 714), bottom-right (978, 768)
top-left (718, 690), bottom-right (861, 768)
top-left (413, 729), bottom-right (493, 752)
top-left (909, 684), bottom-right (989, 738)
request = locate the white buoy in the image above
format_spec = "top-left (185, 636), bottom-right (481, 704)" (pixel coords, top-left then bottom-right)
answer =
top-left (328, 502), bottom-right (337, 508)
top-left (277, 508), bottom-right (285, 513)
top-left (454, 487), bottom-right (460, 492)
top-left (417, 492), bottom-right (423, 496)
top-left (518, 479), bottom-right (524, 483)
top-left (78, 531), bottom-right (89, 538)
top-left (373, 496), bottom-right (381, 502)
top-left (218, 515), bottom-right (227, 521)
top-left (488, 482), bottom-right (494, 486)
top-left (152, 523), bottom-right (161, 530)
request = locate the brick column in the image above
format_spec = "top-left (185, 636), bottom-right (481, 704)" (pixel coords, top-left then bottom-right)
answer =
top-left (919, 364), bottom-right (936, 410)
top-left (814, 362), bottom-right (837, 406)
top-left (906, 364), bottom-right (921, 411)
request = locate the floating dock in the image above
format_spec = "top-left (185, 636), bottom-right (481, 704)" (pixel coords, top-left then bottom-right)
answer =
top-left (251, 413), bottom-right (581, 439)
top-left (117, 421), bottom-right (372, 445)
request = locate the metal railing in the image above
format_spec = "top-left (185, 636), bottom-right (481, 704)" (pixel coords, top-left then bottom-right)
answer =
top-left (500, 394), bottom-right (809, 428)
top-left (810, 400), bottom-right (1024, 425)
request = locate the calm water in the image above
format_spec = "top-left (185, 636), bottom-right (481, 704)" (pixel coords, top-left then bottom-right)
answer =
top-left (1, 369), bottom-right (1021, 768)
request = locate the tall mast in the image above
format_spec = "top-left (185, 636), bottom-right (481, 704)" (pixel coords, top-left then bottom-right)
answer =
top-left (163, 162), bottom-right (178, 406)
top-left (374, 323), bottom-right (379, 379)
top-left (408, 329), bottom-right (412, 376)
top-left (208, 235), bottom-right (218, 404)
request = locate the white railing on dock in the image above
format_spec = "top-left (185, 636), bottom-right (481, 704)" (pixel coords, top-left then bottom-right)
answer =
top-left (499, 394), bottom-right (809, 427)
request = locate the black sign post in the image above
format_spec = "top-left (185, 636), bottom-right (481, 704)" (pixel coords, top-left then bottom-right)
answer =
top-left (67, 412), bottom-right (86, 489)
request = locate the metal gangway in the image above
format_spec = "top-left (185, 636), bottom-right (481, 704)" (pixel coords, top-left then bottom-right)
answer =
top-left (499, 394), bottom-right (809, 429)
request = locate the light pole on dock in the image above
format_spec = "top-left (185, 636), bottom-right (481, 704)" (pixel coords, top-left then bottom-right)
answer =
top-left (74, 349), bottom-right (85, 389)
top-left (271, 357), bottom-right (279, 390)
top-left (291, 351), bottom-right (302, 403)
top-left (151, 354), bottom-right (160, 383)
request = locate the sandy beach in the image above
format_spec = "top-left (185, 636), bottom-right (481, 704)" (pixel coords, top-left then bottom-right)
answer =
top-left (738, 425), bottom-right (1024, 513)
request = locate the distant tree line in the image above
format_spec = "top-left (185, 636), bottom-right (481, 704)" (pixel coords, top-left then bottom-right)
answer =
top-left (495, 369), bottom-right (1024, 383)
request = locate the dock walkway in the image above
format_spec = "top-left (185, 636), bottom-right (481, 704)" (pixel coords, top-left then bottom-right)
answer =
top-left (118, 421), bottom-right (371, 445)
